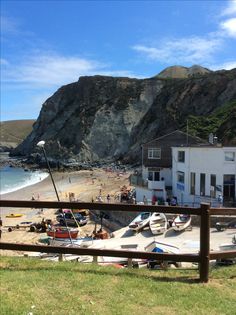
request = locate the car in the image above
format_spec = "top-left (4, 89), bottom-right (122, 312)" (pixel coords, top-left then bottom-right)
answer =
top-left (56, 212), bottom-right (87, 227)
top-left (215, 220), bottom-right (236, 231)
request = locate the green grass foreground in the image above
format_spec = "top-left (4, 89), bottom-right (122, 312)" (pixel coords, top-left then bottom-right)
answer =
top-left (0, 257), bottom-right (235, 315)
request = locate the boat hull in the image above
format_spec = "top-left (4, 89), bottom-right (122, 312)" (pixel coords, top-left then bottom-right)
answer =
top-left (129, 212), bottom-right (151, 231)
top-left (47, 229), bottom-right (79, 239)
top-left (172, 215), bottom-right (191, 232)
top-left (149, 213), bottom-right (168, 235)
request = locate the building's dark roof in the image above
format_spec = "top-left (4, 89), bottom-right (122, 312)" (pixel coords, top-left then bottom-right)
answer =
top-left (142, 130), bottom-right (207, 147)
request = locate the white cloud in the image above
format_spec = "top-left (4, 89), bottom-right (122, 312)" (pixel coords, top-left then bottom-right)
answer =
top-left (0, 15), bottom-right (22, 35)
top-left (2, 52), bottom-right (138, 89)
top-left (221, 0), bottom-right (236, 16)
top-left (0, 58), bottom-right (9, 65)
top-left (2, 54), bottom-right (103, 87)
top-left (210, 61), bottom-right (236, 70)
top-left (133, 36), bottom-right (222, 65)
top-left (220, 18), bottom-right (236, 38)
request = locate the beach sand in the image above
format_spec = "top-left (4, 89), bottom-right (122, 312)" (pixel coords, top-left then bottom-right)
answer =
top-left (0, 168), bottom-right (131, 255)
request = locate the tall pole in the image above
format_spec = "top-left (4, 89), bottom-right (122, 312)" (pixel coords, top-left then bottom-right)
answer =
top-left (41, 147), bottom-right (60, 202)
top-left (37, 141), bottom-right (72, 244)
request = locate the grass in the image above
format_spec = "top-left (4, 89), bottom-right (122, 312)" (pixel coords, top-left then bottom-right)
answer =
top-left (0, 120), bottom-right (35, 145)
top-left (0, 257), bottom-right (235, 315)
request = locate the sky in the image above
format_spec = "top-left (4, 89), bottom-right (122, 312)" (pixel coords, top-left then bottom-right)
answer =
top-left (1, 0), bottom-right (236, 121)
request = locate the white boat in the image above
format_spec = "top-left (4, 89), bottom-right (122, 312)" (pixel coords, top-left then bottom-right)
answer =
top-left (128, 212), bottom-right (151, 232)
top-left (48, 237), bottom-right (92, 247)
top-left (145, 241), bottom-right (180, 268)
top-left (149, 212), bottom-right (168, 235)
top-left (219, 243), bottom-right (236, 251)
top-left (172, 214), bottom-right (191, 232)
top-left (217, 243), bottom-right (236, 265)
top-left (145, 240), bottom-right (180, 254)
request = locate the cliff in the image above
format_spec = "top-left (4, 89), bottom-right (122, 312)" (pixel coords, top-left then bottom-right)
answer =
top-left (12, 67), bottom-right (236, 165)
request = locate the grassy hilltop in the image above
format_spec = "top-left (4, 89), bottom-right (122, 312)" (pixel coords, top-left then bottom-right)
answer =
top-left (0, 119), bottom-right (35, 148)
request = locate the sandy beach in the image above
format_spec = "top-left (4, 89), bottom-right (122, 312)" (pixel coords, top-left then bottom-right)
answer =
top-left (0, 168), bottom-right (131, 255)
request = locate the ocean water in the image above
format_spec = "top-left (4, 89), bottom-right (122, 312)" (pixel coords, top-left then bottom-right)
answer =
top-left (0, 157), bottom-right (49, 195)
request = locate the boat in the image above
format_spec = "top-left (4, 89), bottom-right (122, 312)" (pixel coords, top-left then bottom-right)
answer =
top-left (217, 243), bottom-right (236, 265)
top-left (48, 237), bottom-right (92, 247)
top-left (145, 240), bottom-right (180, 269)
top-left (46, 227), bottom-right (79, 239)
top-left (128, 212), bottom-right (151, 232)
top-left (149, 212), bottom-right (168, 235)
top-left (6, 213), bottom-right (23, 218)
top-left (172, 214), bottom-right (191, 232)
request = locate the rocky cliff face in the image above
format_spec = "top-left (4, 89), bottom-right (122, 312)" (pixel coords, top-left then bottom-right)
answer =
top-left (13, 67), bottom-right (236, 165)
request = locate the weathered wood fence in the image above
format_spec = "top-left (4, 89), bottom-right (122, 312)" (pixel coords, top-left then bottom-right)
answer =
top-left (0, 200), bottom-right (235, 283)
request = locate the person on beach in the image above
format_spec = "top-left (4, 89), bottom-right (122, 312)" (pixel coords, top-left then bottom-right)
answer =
top-left (170, 196), bottom-right (177, 206)
top-left (143, 195), bottom-right (148, 205)
top-left (0, 217), bottom-right (2, 239)
top-left (218, 194), bottom-right (223, 207)
top-left (106, 194), bottom-right (111, 203)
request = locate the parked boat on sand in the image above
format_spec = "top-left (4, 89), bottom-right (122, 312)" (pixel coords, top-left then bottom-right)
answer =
top-left (129, 212), bottom-right (151, 232)
top-left (145, 240), bottom-right (180, 269)
top-left (172, 214), bottom-right (191, 232)
top-left (6, 213), bottom-right (23, 218)
top-left (47, 227), bottom-right (79, 239)
top-left (149, 212), bottom-right (168, 235)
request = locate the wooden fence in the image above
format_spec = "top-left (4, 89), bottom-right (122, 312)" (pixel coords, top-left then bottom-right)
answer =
top-left (0, 199), bottom-right (235, 283)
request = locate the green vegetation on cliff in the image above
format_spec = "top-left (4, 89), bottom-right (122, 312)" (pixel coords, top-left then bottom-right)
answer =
top-left (187, 101), bottom-right (236, 144)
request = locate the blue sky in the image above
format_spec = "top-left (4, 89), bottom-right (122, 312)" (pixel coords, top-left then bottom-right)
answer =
top-left (1, 0), bottom-right (236, 121)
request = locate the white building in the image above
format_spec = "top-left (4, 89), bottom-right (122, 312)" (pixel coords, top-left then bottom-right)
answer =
top-left (132, 130), bottom-right (206, 204)
top-left (172, 145), bottom-right (236, 206)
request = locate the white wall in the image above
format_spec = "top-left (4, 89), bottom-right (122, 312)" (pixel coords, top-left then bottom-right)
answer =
top-left (172, 146), bottom-right (236, 206)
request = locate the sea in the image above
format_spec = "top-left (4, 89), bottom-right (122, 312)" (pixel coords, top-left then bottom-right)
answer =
top-left (0, 153), bottom-right (49, 195)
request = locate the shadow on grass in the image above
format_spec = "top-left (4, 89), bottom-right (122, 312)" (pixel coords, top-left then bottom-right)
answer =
top-left (0, 263), bottom-right (200, 284)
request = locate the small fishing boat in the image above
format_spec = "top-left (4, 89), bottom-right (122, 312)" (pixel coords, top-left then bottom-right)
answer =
top-left (6, 213), bottom-right (23, 218)
top-left (47, 227), bottom-right (79, 239)
top-left (172, 214), bottom-right (191, 232)
top-left (149, 212), bottom-right (168, 235)
top-left (145, 240), bottom-right (180, 269)
top-left (128, 212), bottom-right (151, 232)
top-left (217, 243), bottom-right (236, 265)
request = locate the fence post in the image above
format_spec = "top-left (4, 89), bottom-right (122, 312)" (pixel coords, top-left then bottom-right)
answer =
top-left (199, 203), bottom-right (210, 283)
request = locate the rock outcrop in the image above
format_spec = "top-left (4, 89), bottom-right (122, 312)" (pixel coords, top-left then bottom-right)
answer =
top-left (156, 65), bottom-right (211, 79)
top-left (12, 67), bottom-right (236, 165)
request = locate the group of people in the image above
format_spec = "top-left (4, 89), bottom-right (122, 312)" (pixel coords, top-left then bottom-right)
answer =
top-left (142, 195), bottom-right (178, 206)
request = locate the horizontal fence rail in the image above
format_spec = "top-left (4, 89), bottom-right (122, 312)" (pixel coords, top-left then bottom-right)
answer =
top-left (0, 242), bottom-right (200, 263)
top-left (0, 200), bottom-right (202, 215)
top-left (0, 199), bottom-right (236, 283)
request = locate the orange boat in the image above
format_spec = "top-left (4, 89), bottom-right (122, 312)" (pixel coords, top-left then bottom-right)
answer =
top-left (47, 228), bottom-right (79, 239)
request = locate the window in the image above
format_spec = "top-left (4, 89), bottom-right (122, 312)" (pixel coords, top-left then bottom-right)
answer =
top-left (190, 172), bottom-right (195, 195)
top-left (177, 171), bottom-right (185, 183)
top-left (210, 174), bottom-right (216, 198)
top-left (148, 148), bottom-right (161, 159)
top-left (148, 170), bottom-right (160, 181)
top-left (178, 151), bottom-right (185, 162)
top-left (200, 173), bottom-right (205, 196)
top-left (225, 152), bottom-right (235, 162)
